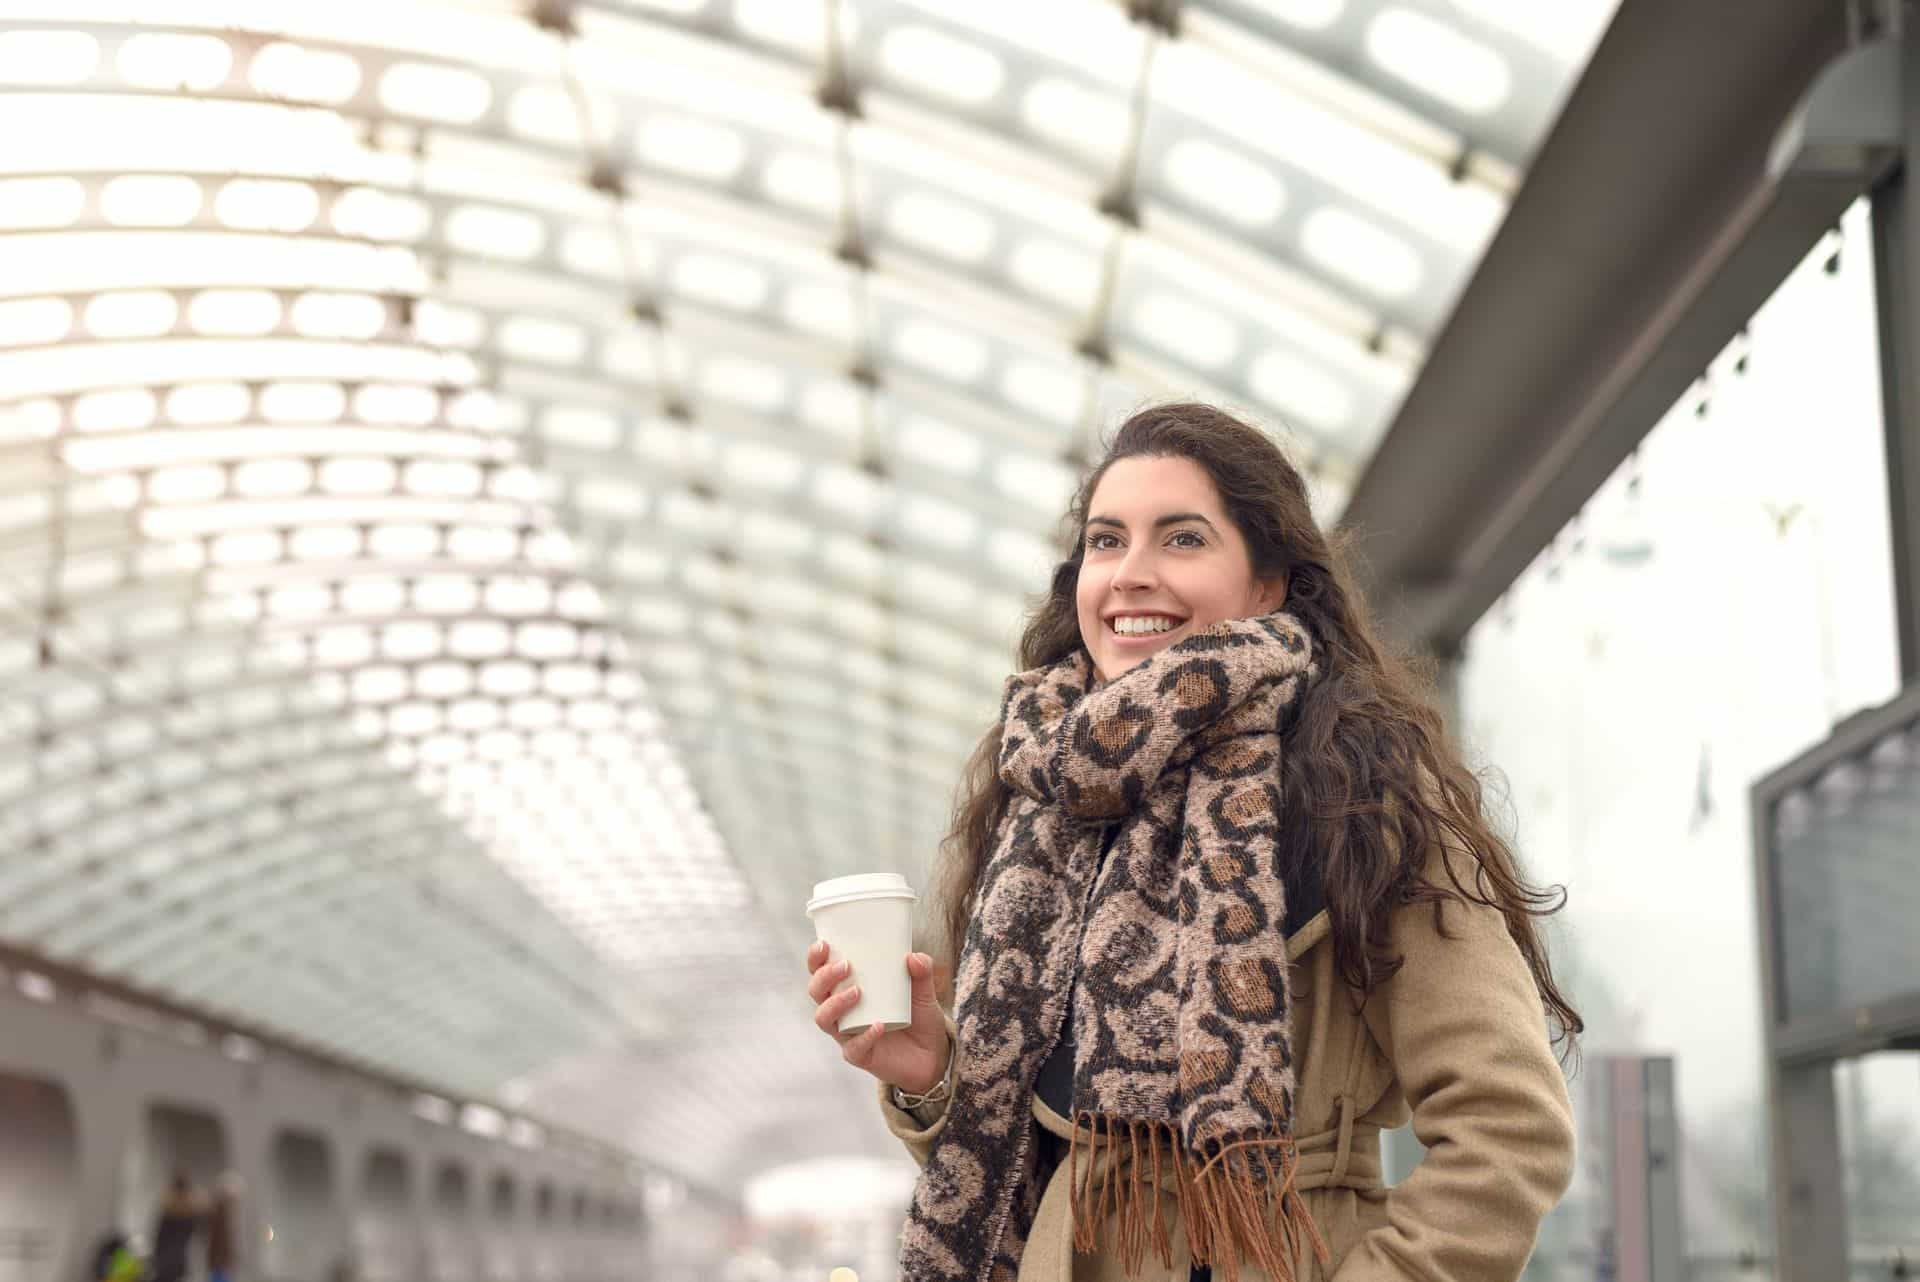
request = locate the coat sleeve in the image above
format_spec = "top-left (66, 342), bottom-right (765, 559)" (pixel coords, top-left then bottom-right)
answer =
top-left (876, 1012), bottom-right (961, 1168)
top-left (1330, 873), bottom-right (1577, 1282)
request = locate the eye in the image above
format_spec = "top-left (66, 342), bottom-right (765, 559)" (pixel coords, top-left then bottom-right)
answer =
top-left (1168, 530), bottom-right (1206, 549)
top-left (1085, 531), bottom-right (1120, 551)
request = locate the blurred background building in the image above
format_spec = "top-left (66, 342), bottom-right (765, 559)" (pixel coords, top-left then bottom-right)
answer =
top-left (0, 1), bottom-right (1914, 1280)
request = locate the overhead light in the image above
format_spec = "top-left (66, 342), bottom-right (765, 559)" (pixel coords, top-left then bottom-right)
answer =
top-left (101, 175), bottom-right (201, 228)
top-left (1247, 348), bottom-right (1354, 435)
top-left (1130, 290), bottom-right (1238, 370)
top-left (886, 189), bottom-right (998, 264)
top-left (697, 353), bottom-right (788, 412)
top-left (732, 0), bottom-right (824, 56)
top-left (249, 40), bottom-right (361, 104)
top-left (118, 31), bottom-right (233, 93)
top-left (83, 291), bottom-right (178, 341)
top-left (1160, 138), bottom-right (1288, 229)
top-left (1449, 0), bottom-right (1622, 61)
top-left (1001, 358), bottom-right (1084, 426)
top-left (1257, 0), bottom-right (1346, 29)
top-left (1020, 77), bottom-right (1131, 168)
top-left (444, 205), bottom-right (546, 262)
top-left (1299, 206), bottom-right (1424, 300)
top-left (1364, 9), bottom-right (1513, 117)
top-left (377, 61), bottom-right (492, 125)
top-left (0, 30), bottom-right (98, 84)
top-left (671, 251), bottom-right (773, 311)
top-left (496, 315), bottom-right (587, 366)
top-left (188, 289), bottom-right (282, 337)
top-left (506, 85), bottom-right (589, 148)
top-left (1007, 236), bottom-right (1102, 311)
top-left (636, 114), bottom-right (750, 181)
top-left (898, 490), bottom-right (980, 551)
top-left (0, 176), bottom-right (84, 230)
top-left (893, 317), bottom-right (991, 383)
top-left (289, 292), bottom-right (389, 341)
top-left (782, 282), bottom-right (857, 343)
top-left (0, 298), bottom-right (73, 347)
top-left (761, 149), bottom-right (840, 218)
top-left (893, 411), bottom-right (986, 475)
top-left (877, 25), bottom-right (1007, 105)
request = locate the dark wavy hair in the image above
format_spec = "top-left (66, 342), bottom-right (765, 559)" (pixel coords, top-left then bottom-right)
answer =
top-left (933, 402), bottom-right (1581, 1052)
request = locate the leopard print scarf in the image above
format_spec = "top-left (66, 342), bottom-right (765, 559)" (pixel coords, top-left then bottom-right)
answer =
top-left (902, 612), bottom-right (1324, 1282)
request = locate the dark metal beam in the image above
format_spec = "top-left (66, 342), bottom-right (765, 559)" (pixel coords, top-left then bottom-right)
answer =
top-left (1874, 12), bottom-right (1920, 685)
top-left (1339, 0), bottom-right (1854, 655)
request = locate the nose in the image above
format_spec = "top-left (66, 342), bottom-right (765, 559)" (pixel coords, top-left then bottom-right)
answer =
top-left (1110, 542), bottom-right (1157, 593)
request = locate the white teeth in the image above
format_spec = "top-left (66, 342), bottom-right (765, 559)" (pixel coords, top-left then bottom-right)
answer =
top-left (1112, 616), bottom-right (1177, 636)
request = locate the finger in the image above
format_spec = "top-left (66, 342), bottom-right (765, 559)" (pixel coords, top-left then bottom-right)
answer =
top-left (814, 990), bottom-right (860, 1036)
top-left (840, 1020), bottom-right (887, 1068)
top-left (812, 958), bottom-right (852, 1003)
top-left (805, 940), bottom-right (826, 974)
top-left (807, 958), bottom-right (852, 1005)
top-left (907, 953), bottom-right (942, 1023)
top-left (813, 985), bottom-right (861, 1038)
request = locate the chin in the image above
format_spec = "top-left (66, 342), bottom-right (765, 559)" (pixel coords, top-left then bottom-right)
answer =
top-left (1098, 649), bottom-right (1154, 680)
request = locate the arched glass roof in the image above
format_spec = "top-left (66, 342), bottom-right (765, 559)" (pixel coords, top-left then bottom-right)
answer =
top-left (0, 0), bottom-right (1616, 1191)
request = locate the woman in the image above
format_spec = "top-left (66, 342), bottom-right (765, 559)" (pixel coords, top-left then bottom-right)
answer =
top-left (805, 404), bottom-right (1580, 1282)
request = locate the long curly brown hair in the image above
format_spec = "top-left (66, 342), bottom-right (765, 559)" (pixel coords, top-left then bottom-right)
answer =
top-left (933, 402), bottom-right (1581, 1051)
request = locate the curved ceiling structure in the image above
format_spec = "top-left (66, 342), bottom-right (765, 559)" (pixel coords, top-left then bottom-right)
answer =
top-left (0, 0), bottom-right (1615, 1192)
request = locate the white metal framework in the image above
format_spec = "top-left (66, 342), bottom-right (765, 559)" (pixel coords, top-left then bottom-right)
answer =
top-left (0, 0), bottom-right (1615, 1190)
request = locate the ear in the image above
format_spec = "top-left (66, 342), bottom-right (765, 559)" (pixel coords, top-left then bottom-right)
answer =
top-left (1255, 574), bottom-right (1288, 614)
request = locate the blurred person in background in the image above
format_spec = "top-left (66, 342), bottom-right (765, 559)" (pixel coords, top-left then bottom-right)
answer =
top-left (149, 1174), bottom-right (200, 1282)
top-left (88, 1231), bottom-right (143, 1282)
top-left (205, 1174), bottom-right (240, 1282)
top-left (807, 403), bottom-right (1582, 1282)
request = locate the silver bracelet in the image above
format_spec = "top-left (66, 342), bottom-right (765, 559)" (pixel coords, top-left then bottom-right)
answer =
top-left (891, 1038), bottom-right (956, 1110)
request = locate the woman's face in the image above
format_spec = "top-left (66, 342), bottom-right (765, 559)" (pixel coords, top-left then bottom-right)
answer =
top-left (1075, 454), bottom-right (1286, 683)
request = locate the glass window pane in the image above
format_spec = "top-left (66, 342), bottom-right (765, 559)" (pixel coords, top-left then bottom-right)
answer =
top-left (1772, 710), bottom-right (1920, 1021)
top-left (1460, 196), bottom-right (1899, 1265)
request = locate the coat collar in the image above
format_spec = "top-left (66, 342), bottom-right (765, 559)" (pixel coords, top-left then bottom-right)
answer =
top-left (1285, 907), bottom-right (1330, 962)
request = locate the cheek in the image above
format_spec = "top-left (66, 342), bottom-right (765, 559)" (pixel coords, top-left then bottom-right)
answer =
top-left (1184, 570), bottom-right (1259, 623)
top-left (1075, 573), bottom-right (1101, 640)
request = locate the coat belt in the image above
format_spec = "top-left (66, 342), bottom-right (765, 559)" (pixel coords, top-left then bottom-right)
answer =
top-left (1288, 1093), bottom-right (1385, 1193)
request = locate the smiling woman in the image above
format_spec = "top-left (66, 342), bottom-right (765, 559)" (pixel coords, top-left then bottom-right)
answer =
top-left (811, 401), bottom-right (1585, 1282)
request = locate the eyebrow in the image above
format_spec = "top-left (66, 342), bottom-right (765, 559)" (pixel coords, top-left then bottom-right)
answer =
top-left (1085, 512), bottom-right (1221, 533)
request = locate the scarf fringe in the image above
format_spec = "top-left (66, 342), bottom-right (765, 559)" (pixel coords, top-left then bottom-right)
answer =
top-left (1070, 1113), bottom-right (1328, 1282)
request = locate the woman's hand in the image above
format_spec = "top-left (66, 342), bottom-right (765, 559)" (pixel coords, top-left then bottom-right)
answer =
top-left (806, 941), bottom-right (950, 1095)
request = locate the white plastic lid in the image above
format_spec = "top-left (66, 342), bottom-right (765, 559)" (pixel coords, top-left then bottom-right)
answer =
top-left (806, 872), bottom-right (916, 915)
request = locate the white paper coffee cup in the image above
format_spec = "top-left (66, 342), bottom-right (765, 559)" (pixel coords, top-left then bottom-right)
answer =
top-left (806, 872), bottom-right (917, 1033)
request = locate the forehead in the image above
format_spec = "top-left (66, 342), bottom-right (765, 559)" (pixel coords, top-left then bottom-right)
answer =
top-left (1086, 455), bottom-right (1223, 517)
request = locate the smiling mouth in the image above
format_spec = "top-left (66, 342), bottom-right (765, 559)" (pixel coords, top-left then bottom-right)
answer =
top-left (1107, 615), bottom-right (1188, 639)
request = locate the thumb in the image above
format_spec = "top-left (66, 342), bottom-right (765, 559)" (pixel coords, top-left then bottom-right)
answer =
top-left (907, 952), bottom-right (943, 1027)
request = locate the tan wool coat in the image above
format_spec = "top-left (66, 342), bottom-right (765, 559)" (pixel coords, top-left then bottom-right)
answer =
top-left (881, 848), bottom-right (1577, 1282)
